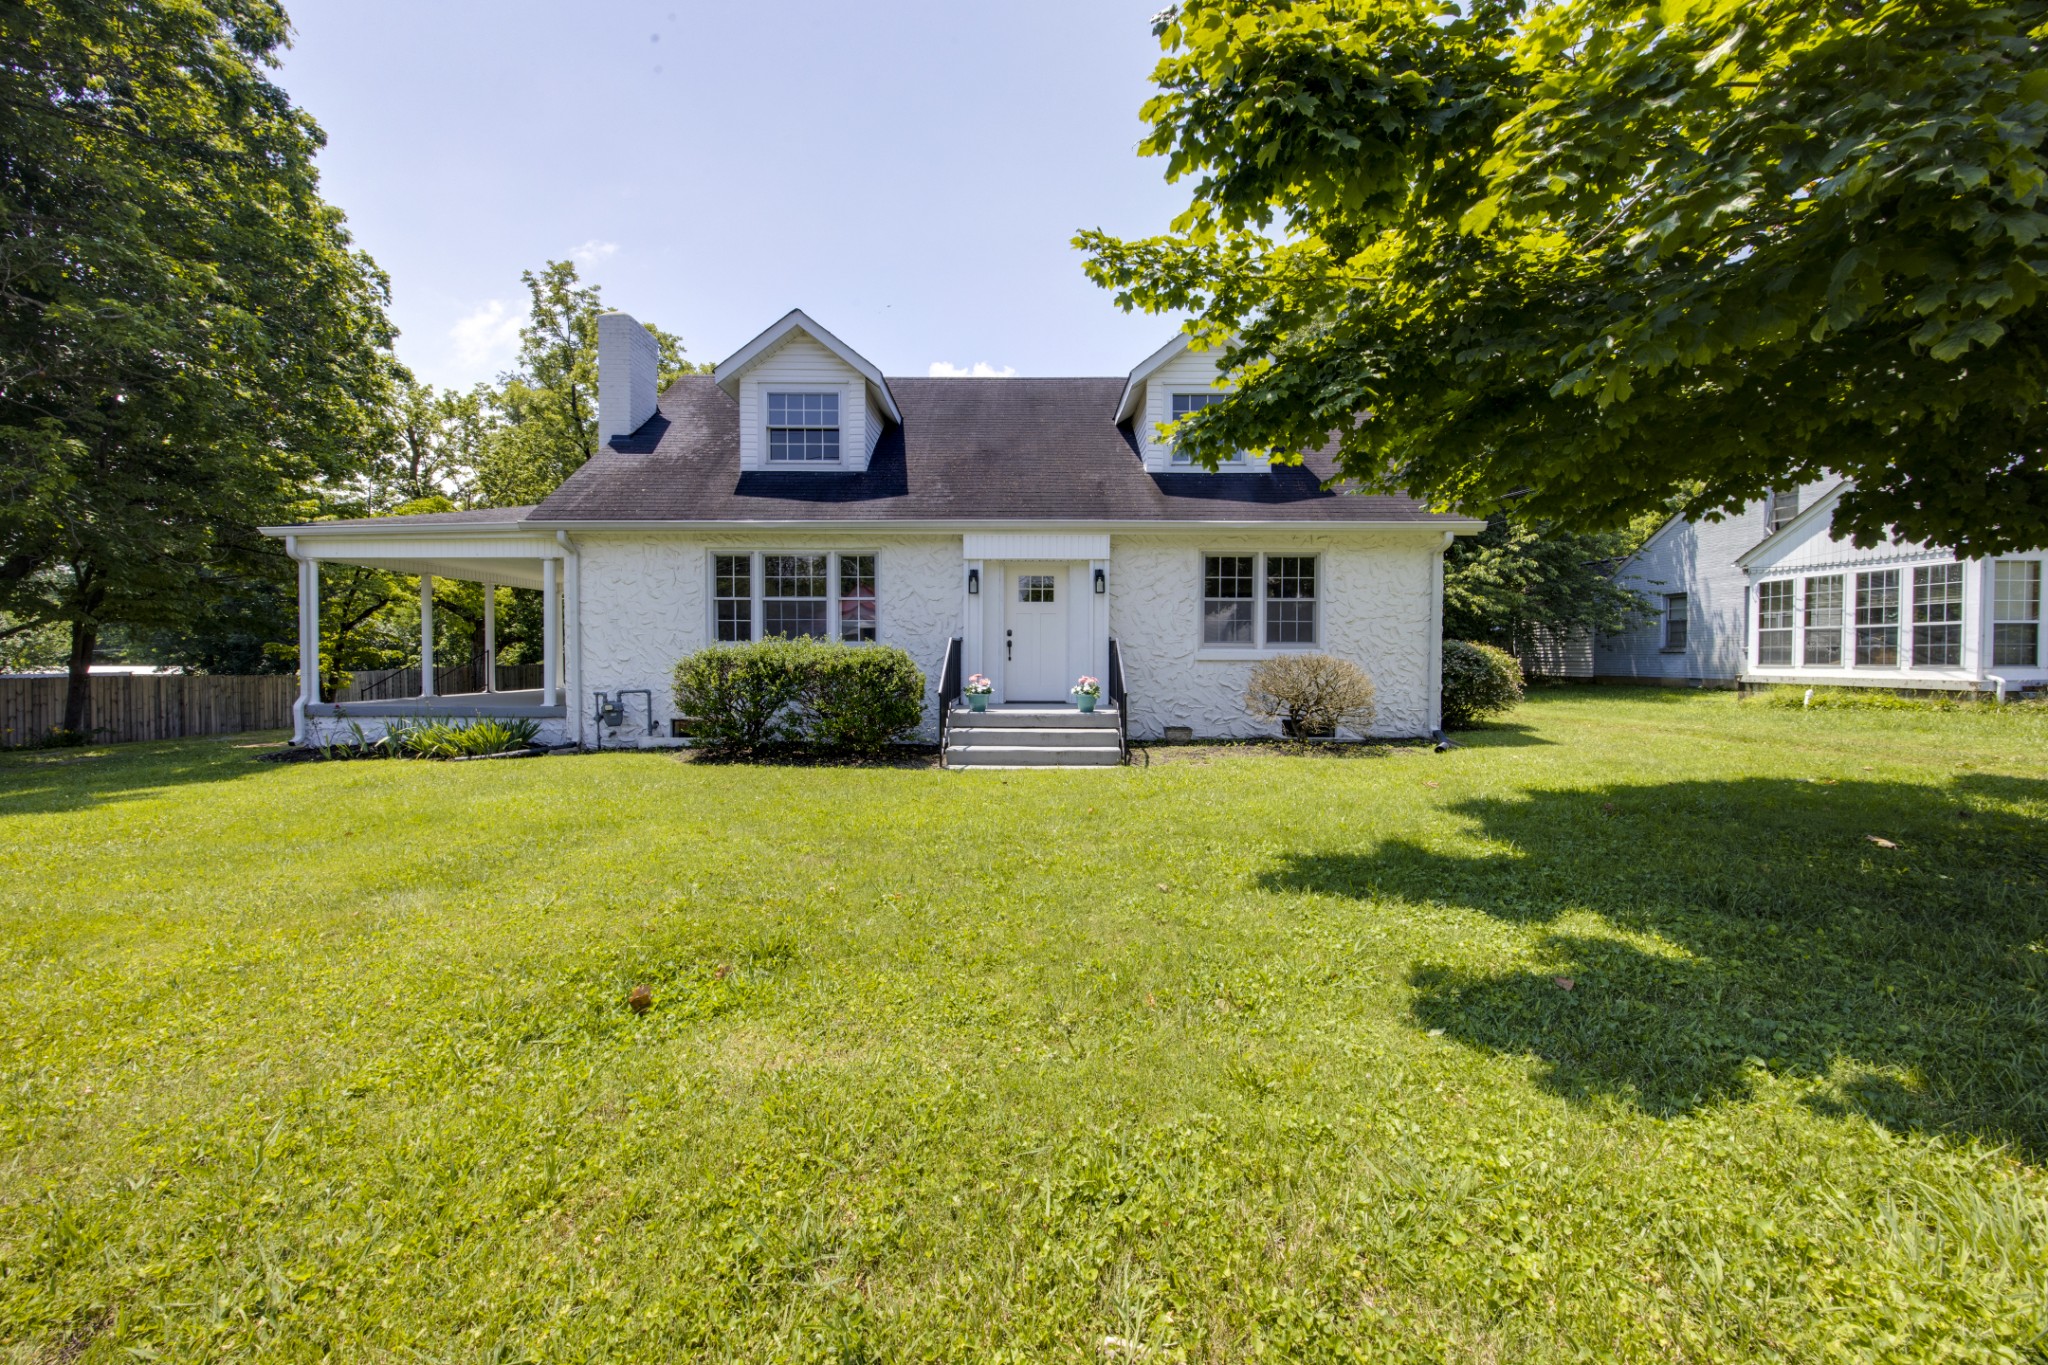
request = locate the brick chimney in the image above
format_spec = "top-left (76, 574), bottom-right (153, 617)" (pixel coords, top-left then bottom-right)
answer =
top-left (597, 311), bottom-right (660, 445)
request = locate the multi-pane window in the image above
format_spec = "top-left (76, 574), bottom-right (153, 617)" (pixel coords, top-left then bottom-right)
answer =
top-left (1994, 559), bottom-right (2042, 667)
top-left (1855, 569), bottom-right (1900, 666)
top-left (1766, 488), bottom-right (1800, 533)
top-left (1168, 392), bottom-right (1245, 466)
top-left (838, 554), bottom-right (876, 643)
top-left (1910, 564), bottom-right (1964, 667)
top-left (1756, 580), bottom-right (1794, 666)
top-left (1802, 575), bottom-right (1844, 666)
top-left (714, 554), bottom-right (752, 642)
top-left (1017, 574), bottom-right (1056, 603)
top-left (714, 552), bottom-right (876, 642)
top-left (1202, 555), bottom-right (1256, 645)
top-left (1663, 594), bottom-right (1689, 651)
top-left (1265, 556), bottom-right (1317, 645)
top-left (766, 392), bottom-right (840, 463)
top-left (1201, 554), bottom-right (1318, 647)
top-left (763, 554), bottom-right (830, 637)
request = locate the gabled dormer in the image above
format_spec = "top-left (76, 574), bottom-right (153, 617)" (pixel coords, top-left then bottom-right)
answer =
top-left (1115, 333), bottom-right (1267, 475)
top-left (713, 310), bottom-right (900, 474)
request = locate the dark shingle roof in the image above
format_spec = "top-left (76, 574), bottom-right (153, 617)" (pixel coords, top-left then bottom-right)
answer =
top-left (527, 376), bottom-right (1450, 525)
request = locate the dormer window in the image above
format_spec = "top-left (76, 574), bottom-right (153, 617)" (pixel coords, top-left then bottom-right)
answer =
top-left (767, 392), bottom-right (840, 463)
top-left (1168, 391), bottom-right (1246, 466)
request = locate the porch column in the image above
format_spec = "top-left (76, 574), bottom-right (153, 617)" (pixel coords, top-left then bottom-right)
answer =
top-left (562, 542), bottom-right (582, 740)
top-left (482, 583), bottom-right (496, 693)
top-left (542, 558), bottom-right (559, 703)
top-left (419, 574), bottom-right (436, 698)
top-left (295, 556), bottom-right (319, 744)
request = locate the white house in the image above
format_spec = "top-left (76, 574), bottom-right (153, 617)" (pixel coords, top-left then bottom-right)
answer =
top-left (1595, 482), bottom-right (2046, 697)
top-left (263, 310), bottom-right (1483, 763)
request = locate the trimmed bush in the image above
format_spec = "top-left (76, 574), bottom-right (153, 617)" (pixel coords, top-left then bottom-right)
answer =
top-left (1441, 639), bottom-right (1524, 728)
top-left (807, 645), bottom-right (927, 753)
top-left (1244, 653), bottom-right (1377, 738)
top-left (673, 638), bottom-right (926, 754)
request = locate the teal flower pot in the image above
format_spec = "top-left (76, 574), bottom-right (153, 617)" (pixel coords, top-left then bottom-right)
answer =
top-left (967, 694), bottom-right (988, 713)
top-left (1076, 694), bottom-right (1097, 714)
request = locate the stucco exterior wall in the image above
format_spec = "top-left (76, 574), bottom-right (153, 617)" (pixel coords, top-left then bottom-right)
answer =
top-left (1107, 531), bottom-right (1441, 739)
top-left (572, 532), bottom-right (962, 744)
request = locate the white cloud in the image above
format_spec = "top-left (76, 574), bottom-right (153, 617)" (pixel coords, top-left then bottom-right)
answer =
top-left (448, 299), bottom-right (523, 376)
top-left (927, 361), bottom-right (1018, 378)
top-left (571, 239), bottom-right (619, 266)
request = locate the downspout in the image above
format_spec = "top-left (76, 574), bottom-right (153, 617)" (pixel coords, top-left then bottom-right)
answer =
top-left (1427, 531), bottom-right (1451, 740)
top-left (557, 530), bottom-right (583, 749)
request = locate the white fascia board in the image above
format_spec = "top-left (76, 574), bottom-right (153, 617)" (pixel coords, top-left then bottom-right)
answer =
top-left (712, 308), bottom-right (902, 423)
top-left (1113, 333), bottom-right (1193, 424)
top-left (524, 516), bottom-right (1488, 535)
top-left (1733, 480), bottom-right (1851, 570)
top-left (259, 520), bottom-right (540, 540)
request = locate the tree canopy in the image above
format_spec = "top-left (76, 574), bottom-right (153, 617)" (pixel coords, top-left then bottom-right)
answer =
top-left (1079, 0), bottom-right (2048, 556)
top-left (0, 0), bottom-right (400, 727)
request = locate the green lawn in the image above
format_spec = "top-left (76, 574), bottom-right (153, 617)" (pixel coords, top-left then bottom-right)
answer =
top-left (2, 690), bottom-right (2044, 1362)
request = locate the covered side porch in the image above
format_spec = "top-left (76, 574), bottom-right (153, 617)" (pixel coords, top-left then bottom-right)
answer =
top-left (262, 513), bottom-right (583, 748)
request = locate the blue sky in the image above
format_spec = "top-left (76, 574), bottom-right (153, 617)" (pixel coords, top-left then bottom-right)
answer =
top-left (275, 1), bottom-right (1193, 392)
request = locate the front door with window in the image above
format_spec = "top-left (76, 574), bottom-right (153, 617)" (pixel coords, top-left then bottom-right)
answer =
top-left (1005, 563), bottom-right (1070, 701)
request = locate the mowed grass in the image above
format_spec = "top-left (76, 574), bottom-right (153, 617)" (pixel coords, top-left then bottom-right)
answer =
top-left (1, 690), bottom-right (2045, 1363)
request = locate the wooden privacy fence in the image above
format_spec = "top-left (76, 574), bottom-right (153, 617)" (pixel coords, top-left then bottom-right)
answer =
top-left (338, 663), bottom-right (545, 702)
top-left (0, 674), bottom-right (296, 747)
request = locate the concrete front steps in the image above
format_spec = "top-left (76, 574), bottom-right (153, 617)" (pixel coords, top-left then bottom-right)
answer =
top-left (944, 704), bottom-right (1123, 768)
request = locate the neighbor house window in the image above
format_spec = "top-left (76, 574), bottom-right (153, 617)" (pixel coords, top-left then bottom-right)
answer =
top-left (1766, 487), bottom-right (1800, 533)
top-left (1855, 569), bottom-right (1899, 666)
top-left (838, 554), bottom-right (876, 643)
top-left (1662, 594), bottom-right (1688, 651)
top-left (1168, 392), bottom-right (1246, 466)
top-left (714, 554), bottom-right (752, 642)
top-left (1910, 563), bottom-right (1964, 667)
top-left (766, 392), bottom-right (840, 463)
top-left (1993, 559), bottom-right (2041, 667)
top-left (713, 552), bottom-right (876, 642)
top-left (1756, 580), bottom-right (1794, 666)
top-left (1802, 575), bottom-right (1843, 666)
top-left (1201, 553), bottom-right (1318, 647)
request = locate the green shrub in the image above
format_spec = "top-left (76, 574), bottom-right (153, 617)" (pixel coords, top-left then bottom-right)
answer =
top-left (674, 638), bottom-right (926, 754)
top-left (806, 645), bottom-right (926, 753)
top-left (1441, 639), bottom-right (1524, 729)
top-left (673, 637), bottom-right (822, 751)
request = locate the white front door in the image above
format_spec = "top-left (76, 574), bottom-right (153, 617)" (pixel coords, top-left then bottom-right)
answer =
top-left (1005, 563), bottom-right (1070, 701)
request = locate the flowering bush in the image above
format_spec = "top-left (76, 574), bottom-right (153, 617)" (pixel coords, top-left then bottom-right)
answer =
top-left (1070, 675), bottom-right (1101, 699)
top-left (963, 673), bottom-right (993, 696)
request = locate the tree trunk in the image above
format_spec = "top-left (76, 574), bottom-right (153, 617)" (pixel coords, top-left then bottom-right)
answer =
top-left (61, 616), bottom-right (98, 736)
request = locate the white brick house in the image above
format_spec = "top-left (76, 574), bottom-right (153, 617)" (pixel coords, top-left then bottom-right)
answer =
top-left (265, 310), bottom-right (1483, 760)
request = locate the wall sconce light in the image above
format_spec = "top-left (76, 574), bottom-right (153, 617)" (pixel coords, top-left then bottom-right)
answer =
top-left (1094, 568), bottom-right (1107, 595)
top-left (967, 568), bottom-right (980, 595)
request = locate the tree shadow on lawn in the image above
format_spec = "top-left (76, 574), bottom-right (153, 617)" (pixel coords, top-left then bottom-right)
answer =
top-left (1443, 721), bottom-right (1553, 747)
top-left (0, 735), bottom-right (287, 816)
top-left (1259, 774), bottom-right (2048, 1159)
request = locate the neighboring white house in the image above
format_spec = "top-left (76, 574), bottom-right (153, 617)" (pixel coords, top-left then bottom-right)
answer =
top-left (1595, 481), bottom-right (2047, 696)
top-left (263, 310), bottom-right (1483, 757)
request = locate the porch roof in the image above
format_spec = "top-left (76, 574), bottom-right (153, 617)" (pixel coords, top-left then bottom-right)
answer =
top-left (258, 511), bottom-right (559, 588)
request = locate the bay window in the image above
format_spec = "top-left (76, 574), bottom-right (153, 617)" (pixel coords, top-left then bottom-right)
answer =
top-left (1910, 563), bottom-right (1964, 667)
top-left (1756, 580), bottom-right (1794, 666)
top-left (1802, 575), bottom-right (1843, 666)
top-left (1854, 570), bottom-right (1899, 666)
top-left (1995, 560), bottom-right (2042, 667)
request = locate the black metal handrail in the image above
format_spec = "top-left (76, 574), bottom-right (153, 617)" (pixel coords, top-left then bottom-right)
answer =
top-left (1107, 637), bottom-right (1129, 763)
top-left (936, 636), bottom-right (963, 758)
